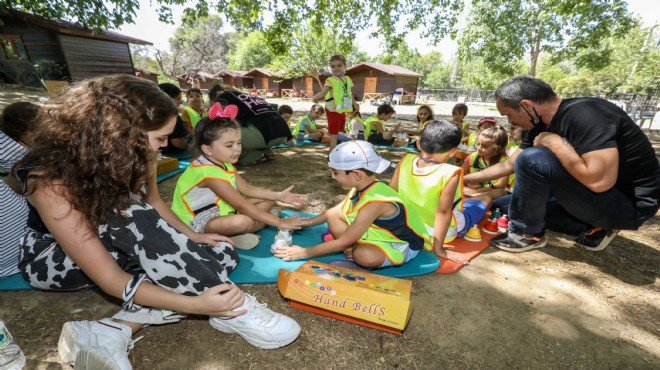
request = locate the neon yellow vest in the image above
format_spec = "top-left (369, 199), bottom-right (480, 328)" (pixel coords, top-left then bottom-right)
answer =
top-left (396, 154), bottom-right (463, 245)
top-left (171, 158), bottom-right (237, 224)
top-left (341, 181), bottom-right (431, 264)
top-left (414, 120), bottom-right (430, 140)
top-left (291, 114), bottom-right (317, 137)
top-left (345, 116), bottom-right (364, 134)
top-left (467, 132), bottom-right (477, 147)
top-left (504, 142), bottom-right (520, 190)
top-left (324, 76), bottom-right (354, 113)
top-left (467, 152), bottom-right (508, 189)
top-left (183, 107), bottom-right (208, 128)
top-left (363, 116), bottom-right (384, 140)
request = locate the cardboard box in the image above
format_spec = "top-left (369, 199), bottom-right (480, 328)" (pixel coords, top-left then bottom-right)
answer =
top-left (156, 156), bottom-right (179, 176)
top-left (278, 261), bottom-right (413, 334)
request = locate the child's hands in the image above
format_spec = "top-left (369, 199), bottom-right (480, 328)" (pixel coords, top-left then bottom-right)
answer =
top-left (191, 232), bottom-right (236, 248)
top-left (434, 245), bottom-right (469, 265)
top-left (278, 215), bottom-right (311, 230)
top-left (277, 185), bottom-right (307, 207)
top-left (193, 283), bottom-right (247, 316)
top-left (274, 245), bottom-right (306, 261)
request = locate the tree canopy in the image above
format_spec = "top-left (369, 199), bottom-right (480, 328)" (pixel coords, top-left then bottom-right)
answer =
top-left (459, 0), bottom-right (635, 77)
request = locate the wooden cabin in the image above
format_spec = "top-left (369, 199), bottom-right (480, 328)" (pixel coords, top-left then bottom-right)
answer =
top-left (0, 10), bottom-right (151, 87)
top-left (279, 72), bottom-right (331, 99)
top-left (244, 68), bottom-right (281, 97)
top-left (174, 72), bottom-right (218, 90)
top-left (215, 70), bottom-right (252, 89)
top-left (135, 68), bottom-right (159, 84)
top-left (346, 62), bottom-right (422, 102)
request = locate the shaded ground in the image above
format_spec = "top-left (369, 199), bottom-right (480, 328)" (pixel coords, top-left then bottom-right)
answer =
top-left (1, 93), bottom-right (659, 369)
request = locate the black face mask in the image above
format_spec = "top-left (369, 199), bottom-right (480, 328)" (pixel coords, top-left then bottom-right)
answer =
top-left (521, 105), bottom-right (542, 129)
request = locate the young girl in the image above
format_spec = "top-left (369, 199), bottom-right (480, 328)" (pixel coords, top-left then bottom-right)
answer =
top-left (452, 103), bottom-right (470, 142)
top-left (291, 104), bottom-right (327, 141)
top-left (462, 126), bottom-right (510, 198)
top-left (402, 104), bottom-right (434, 141)
top-left (12, 76), bottom-right (301, 369)
top-left (181, 88), bottom-right (208, 131)
top-left (466, 117), bottom-right (497, 150)
top-left (312, 54), bottom-right (360, 152)
top-left (171, 102), bottom-right (311, 239)
top-left (346, 111), bottom-right (365, 140)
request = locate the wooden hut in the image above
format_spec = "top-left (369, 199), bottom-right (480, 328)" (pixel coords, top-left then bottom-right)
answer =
top-left (135, 68), bottom-right (159, 84)
top-left (346, 62), bottom-right (422, 103)
top-left (215, 70), bottom-right (252, 89)
top-left (174, 72), bottom-right (218, 90)
top-left (0, 10), bottom-right (151, 87)
top-left (279, 72), bottom-right (331, 99)
top-left (244, 68), bottom-right (281, 97)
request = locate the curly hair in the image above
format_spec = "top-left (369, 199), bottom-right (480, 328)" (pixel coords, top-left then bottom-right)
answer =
top-left (16, 75), bottom-right (177, 230)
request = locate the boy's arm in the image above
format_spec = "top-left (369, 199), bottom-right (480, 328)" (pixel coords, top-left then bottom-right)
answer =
top-left (389, 160), bottom-right (403, 191)
top-left (274, 202), bottom-right (386, 261)
top-left (432, 174), bottom-right (469, 265)
top-left (312, 86), bottom-right (332, 103)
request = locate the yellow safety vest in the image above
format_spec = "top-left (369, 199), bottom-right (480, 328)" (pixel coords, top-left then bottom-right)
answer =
top-left (396, 154), bottom-right (463, 245)
top-left (363, 116), bottom-right (384, 140)
top-left (345, 116), bottom-right (364, 134)
top-left (183, 106), bottom-right (208, 128)
top-left (341, 181), bottom-right (431, 264)
top-left (324, 76), bottom-right (354, 113)
top-left (291, 114), bottom-right (317, 137)
top-left (467, 152), bottom-right (509, 189)
top-left (171, 157), bottom-right (237, 224)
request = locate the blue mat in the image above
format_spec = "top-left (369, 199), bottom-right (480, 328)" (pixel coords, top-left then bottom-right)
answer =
top-left (0, 272), bottom-right (35, 291)
top-left (156, 159), bottom-right (191, 183)
top-left (228, 210), bottom-right (440, 284)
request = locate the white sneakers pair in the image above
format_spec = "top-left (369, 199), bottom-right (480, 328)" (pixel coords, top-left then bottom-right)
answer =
top-left (58, 294), bottom-right (301, 369)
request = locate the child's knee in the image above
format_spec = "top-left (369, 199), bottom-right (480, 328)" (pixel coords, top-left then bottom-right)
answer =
top-left (352, 246), bottom-right (384, 268)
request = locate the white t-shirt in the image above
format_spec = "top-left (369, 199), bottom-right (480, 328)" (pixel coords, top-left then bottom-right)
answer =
top-left (349, 118), bottom-right (365, 137)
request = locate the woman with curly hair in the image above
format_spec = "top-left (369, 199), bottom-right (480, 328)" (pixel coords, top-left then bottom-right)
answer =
top-left (11, 75), bottom-right (301, 370)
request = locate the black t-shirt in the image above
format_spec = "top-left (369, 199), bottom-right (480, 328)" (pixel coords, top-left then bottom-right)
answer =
top-left (161, 115), bottom-right (190, 155)
top-left (216, 91), bottom-right (292, 143)
top-left (521, 98), bottom-right (660, 212)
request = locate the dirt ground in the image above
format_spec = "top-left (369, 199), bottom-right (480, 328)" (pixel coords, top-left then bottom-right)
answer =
top-left (1, 91), bottom-right (659, 369)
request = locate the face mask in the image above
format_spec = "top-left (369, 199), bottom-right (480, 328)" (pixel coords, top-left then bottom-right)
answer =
top-left (522, 105), bottom-right (542, 129)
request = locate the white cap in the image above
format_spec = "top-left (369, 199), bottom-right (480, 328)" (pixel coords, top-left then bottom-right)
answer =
top-left (328, 140), bottom-right (396, 174)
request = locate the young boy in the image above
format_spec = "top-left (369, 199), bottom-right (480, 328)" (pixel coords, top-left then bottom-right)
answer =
top-left (390, 120), bottom-right (490, 265)
top-left (274, 140), bottom-right (430, 269)
top-left (277, 104), bottom-right (294, 127)
top-left (181, 88), bottom-right (208, 131)
top-left (451, 103), bottom-right (470, 142)
top-left (312, 54), bottom-right (360, 152)
top-left (364, 103), bottom-right (401, 146)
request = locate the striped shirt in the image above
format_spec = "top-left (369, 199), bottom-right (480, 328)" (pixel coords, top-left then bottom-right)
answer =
top-left (1, 132), bottom-right (29, 277)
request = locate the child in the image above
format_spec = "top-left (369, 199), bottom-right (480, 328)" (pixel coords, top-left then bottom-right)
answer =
top-left (181, 88), bottom-right (208, 131)
top-left (274, 140), bottom-right (431, 269)
top-left (0, 102), bottom-right (39, 278)
top-left (291, 104), bottom-right (327, 141)
top-left (364, 103), bottom-right (401, 146)
top-left (462, 126), bottom-right (510, 196)
top-left (390, 120), bottom-right (490, 264)
top-left (346, 111), bottom-right (365, 140)
top-left (277, 104), bottom-right (294, 126)
top-left (466, 117), bottom-right (498, 150)
top-left (171, 102), bottom-right (311, 238)
top-left (312, 54), bottom-right (359, 152)
top-left (451, 103), bottom-right (470, 142)
top-left (158, 83), bottom-right (191, 155)
top-left (13, 76), bottom-right (301, 369)
top-left (402, 104), bottom-right (434, 142)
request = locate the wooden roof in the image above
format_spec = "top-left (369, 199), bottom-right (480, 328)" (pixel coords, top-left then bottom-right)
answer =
top-left (347, 62), bottom-right (422, 77)
top-left (244, 68), bottom-right (281, 77)
top-left (5, 10), bottom-right (152, 45)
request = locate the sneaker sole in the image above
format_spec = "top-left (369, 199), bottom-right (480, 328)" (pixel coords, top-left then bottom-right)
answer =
top-left (58, 322), bottom-right (82, 365)
top-left (232, 233), bottom-right (260, 250)
top-left (75, 346), bottom-right (124, 370)
top-left (491, 239), bottom-right (547, 253)
top-left (580, 231), bottom-right (619, 251)
top-left (209, 319), bottom-right (301, 349)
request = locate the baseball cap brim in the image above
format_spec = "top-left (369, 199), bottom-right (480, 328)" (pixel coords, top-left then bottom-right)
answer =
top-left (374, 158), bottom-right (396, 174)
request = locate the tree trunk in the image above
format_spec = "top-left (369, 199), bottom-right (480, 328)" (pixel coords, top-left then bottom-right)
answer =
top-left (528, 28), bottom-right (542, 77)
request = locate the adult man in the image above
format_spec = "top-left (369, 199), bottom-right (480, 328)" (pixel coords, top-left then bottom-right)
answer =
top-left (464, 76), bottom-right (660, 252)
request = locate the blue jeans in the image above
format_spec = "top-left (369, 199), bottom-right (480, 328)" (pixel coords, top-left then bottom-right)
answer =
top-left (508, 147), bottom-right (652, 235)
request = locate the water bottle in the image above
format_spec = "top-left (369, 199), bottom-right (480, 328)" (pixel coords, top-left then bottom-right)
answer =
top-left (0, 321), bottom-right (26, 370)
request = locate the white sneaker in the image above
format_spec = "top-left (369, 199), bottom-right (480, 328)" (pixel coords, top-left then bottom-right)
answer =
top-left (58, 319), bottom-right (134, 370)
top-left (209, 294), bottom-right (301, 349)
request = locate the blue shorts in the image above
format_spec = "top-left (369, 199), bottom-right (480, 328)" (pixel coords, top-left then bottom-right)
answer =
top-left (457, 199), bottom-right (488, 237)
